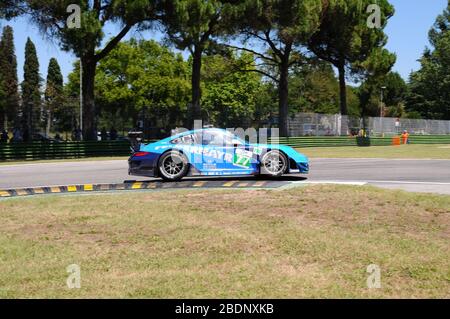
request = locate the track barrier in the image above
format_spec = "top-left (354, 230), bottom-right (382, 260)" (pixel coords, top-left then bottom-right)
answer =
top-left (0, 135), bottom-right (449, 161)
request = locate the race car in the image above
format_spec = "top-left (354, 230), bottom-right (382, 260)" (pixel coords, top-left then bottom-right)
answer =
top-left (128, 128), bottom-right (309, 181)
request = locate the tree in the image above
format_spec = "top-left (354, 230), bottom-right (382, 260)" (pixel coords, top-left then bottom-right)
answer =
top-left (358, 71), bottom-right (407, 118)
top-left (66, 39), bottom-right (191, 134)
top-left (0, 0), bottom-right (25, 19)
top-left (0, 26), bottom-right (20, 130)
top-left (202, 52), bottom-right (264, 128)
top-left (0, 73), bottom-right (5, 131)
top-left (25, 0), bottom-right (161, 140)
top-left (227, 0), bottom-right (324, 136)
top-left (407, 2), bottom-right (450, 120)
top-left (288, 61), bottom-right (339, 114)
top-left (44, 58), bottom-right (64, 136)
top-left (308, 0), bottom-right (395, 116)
top-left (161, 0), bottom-right (240, 128)
top-left (94, 39), bottom-right (191, 133)
top-left (21, 37), bottom-right (41, 141)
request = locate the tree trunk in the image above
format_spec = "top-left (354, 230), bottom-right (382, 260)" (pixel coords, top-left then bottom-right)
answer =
top-left (278, 59), bottom-right (290, 137)
top-left (25, 102), bottom-right (32, 142)
top-left (46, 110), bottom-right (51, 137)
top-left (0, 112), bottom-right (5, 131)
top-left (190, 46), bottom-right (203, 129)
top-left (338, 64), bottom-right (348, 115)
top-left (81, 56), bottom-right (97, 141)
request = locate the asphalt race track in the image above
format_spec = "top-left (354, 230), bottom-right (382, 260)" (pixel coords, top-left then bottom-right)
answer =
top-left (1, 158), bottom-right (450, 195)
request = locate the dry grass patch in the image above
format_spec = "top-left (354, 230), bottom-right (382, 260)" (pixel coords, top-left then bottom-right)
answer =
top-left (0, 185), bottom-right (449, 298)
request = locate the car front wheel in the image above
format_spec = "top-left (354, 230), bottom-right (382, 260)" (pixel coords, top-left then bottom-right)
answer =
top-left (158, 151), bottom-right (189, 181)
top-left (260, 150), bottom-right (288, 177)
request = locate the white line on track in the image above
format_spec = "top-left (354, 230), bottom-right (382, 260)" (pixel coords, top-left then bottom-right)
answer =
top-left (366, 180), bottom-right (450, 186)
top-left (293, 180), bottom-right (450, 187)
top-left (293, 181), bottom-right (368, 186)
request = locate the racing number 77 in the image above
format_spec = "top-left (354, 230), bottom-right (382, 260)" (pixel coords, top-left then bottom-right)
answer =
top-left (234, 154), bottom-right (251, 168)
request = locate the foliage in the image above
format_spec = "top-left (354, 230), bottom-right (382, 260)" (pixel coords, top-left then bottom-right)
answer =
top-left (407, 2), bottom-right (450, 120)
top-left (202, 52), bottom-right (264, 128)
top-left (0, 0), bottom-right (24, 19)
top-left (0, 26), bottom-right (20, 128)
top-left (44, 58), bottom-right (64, 134)
top-left (308, 0), bottom-right (395, 115)
top-left (21, 37), bottom-right (41, 140)
top-left (25, 0), bottom-right (161, 139)
top-left (66, 39), bottom-right (191, 131)
top-left (358, 71), bottom-right (408, 117)
top-left (232, 0), bottom-right (324, 136)
top-left (162, 0), bottom-right (241, 126)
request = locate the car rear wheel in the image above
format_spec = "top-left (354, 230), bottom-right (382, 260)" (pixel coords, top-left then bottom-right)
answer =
top-left (260, 150), bottom-right (288, 177)
top-left (158, 151), bottom-right (189, 181)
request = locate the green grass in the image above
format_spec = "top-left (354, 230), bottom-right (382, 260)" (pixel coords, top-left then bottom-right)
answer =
top-left (298, 144), bottom-right (450, 159)
top-left (0, 185), bottom-right (449, 298)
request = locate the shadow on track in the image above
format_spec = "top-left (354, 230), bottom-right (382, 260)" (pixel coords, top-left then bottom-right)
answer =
top-left (124, 175), bottom-right (308, 184)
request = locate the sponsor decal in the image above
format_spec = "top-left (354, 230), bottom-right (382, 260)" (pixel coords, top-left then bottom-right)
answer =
top-left (253, 147), bottom-right (263, 156)
top-left (233, 149), bottom-right (253, 168)
top-left (179, 145), bottom-right (233, 163)
top-left (203, 164), bottom-right (217, 170)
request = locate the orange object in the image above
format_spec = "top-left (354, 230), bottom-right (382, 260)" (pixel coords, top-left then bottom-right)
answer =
top-left (392, 136), bottom-right (401, 146)
top-left (401, 132), bottom-right (409, 144)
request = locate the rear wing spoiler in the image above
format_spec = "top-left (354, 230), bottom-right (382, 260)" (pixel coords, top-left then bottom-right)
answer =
top-left (128, 131), bottom-right (143, 153)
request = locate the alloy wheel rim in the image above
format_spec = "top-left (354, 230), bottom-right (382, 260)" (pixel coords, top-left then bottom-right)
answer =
top-left (162, 155), bottom-right (184, 177)
top-left (263, 152), bottom-right (285, 174)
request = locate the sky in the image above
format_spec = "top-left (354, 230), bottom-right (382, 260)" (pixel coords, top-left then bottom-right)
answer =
top-left (0, 0), bottom-right (448, 84)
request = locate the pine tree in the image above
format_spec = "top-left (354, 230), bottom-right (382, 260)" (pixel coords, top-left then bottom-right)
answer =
top-left (308, 0), bottom-right (395, 116)
top-left (0, 72), bottom-right (6, 132)
top-left (44, 58), bottom-right (63, 136)
top-left (21, 37), bottom-right (41, 141)
top-left (230, 0), bottom-right (324, 136)
top-left (407, 2), bottom-right (450, 120)
top-left (0, 0), bottom-right (24, 19)
top-left (162, 0), bottom-right (241, 128)
top-left (26, 0), bottom-right (161, 140)
top-left (0, 25), bottom-right (20, 130)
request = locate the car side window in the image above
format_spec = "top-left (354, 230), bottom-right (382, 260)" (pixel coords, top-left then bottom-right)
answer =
top-left (201, 131), bottom-right (232, 146)
top-left (171, 134), bottom-right (195, 145)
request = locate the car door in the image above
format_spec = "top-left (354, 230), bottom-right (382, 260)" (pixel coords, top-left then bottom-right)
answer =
top-left (198, 130), bottom-right (258, 176)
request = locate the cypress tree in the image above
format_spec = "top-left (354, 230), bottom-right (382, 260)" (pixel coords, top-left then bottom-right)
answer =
top-left (44, 58), bottom-right (63, 136)
top-left (21, 37), bottom-right (41, 141)
top-left (0, 25), bottom-right (20, 130)
top-left (0, 72), bottom-right (5, 131)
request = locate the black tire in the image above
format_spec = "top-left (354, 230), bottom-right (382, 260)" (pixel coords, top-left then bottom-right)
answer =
top-left (158, 151), bottom-right (189, 181)
top-left (260, 150), bottom-right (288, 177)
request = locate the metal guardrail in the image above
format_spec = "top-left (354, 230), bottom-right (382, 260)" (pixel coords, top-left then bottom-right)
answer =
top-left (0, 136), bottom-right (449, 161)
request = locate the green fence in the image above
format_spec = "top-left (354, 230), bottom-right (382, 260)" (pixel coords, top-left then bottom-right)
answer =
top-left (269, 135), bottom-right (450, 148)
top-left (0, 141), bottom-right (132, 161)
top-left (1, 135), bottom-right (449, 161)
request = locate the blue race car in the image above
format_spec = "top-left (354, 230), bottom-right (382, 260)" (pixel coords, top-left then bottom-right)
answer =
top-left (128, 128), bottom-right (309, 181)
